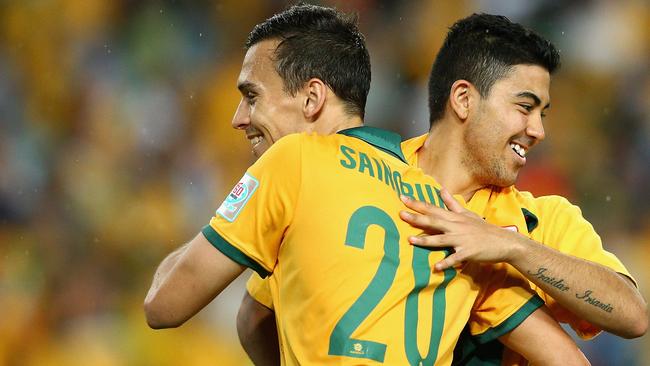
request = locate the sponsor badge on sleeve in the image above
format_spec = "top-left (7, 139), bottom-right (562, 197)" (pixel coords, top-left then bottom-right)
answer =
top-left (217, 173), bottom-right (259, 222)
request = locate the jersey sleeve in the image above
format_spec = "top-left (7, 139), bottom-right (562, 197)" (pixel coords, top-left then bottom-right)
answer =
top-left (536, 195), bottom-right (633, 279)
top-left (246, 273), bottom-right (274, 310)
top-left (466, 262), bottom-right (544, 344)
top-left (535, 195), bottom-right (635, 339)
top-left (202, 134), bottom-right (303, 278)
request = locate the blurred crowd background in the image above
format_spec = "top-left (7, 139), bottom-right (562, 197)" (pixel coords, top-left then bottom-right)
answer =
top-left (1, 0), bottom-right (648, 365)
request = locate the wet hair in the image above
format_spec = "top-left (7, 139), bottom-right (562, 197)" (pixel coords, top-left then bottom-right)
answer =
top-left (427, 13), bottom-right (560, 126)
top-left (246, 3), bottom-right (370, 118)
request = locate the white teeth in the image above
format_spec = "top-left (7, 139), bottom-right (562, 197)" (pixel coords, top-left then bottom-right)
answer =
top-left (510, 143), bottom-right (526, 158)
top-left (251, 136), bottom-right (263, 146)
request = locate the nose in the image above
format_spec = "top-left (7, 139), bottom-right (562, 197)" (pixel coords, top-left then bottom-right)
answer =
top-left (231, 99), bottom-right (250, 130)
top-left (526, 113), bottom-right (545, 142)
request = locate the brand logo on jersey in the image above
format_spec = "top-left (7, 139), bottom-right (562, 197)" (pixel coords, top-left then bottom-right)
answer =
top-left (217, 173), bottom-right (259, 222)
top-left (350, 343), bottom-right (365, 355)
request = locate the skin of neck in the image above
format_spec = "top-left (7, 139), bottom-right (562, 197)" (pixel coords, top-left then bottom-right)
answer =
top-left (417, 120), bottom-right (486, 203)
top-left (309, 91), bottom-right (364, 135)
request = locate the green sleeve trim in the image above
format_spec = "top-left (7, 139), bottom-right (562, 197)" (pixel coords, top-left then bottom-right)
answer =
top-left (338, 126), bottom-right (407, 163)
top-left (201, 225), bottom-right (271, 278)
top-left (473, 294), bottom-right (544, 344)
top-left (451, 331), bottom-right (503, 366)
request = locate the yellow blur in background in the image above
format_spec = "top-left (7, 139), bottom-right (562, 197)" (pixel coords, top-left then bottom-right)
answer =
top-left (1, 1), bottom-right (649, 365)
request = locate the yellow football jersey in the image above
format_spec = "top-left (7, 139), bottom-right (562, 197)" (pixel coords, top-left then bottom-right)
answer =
top-left (402, 133), bottom-right (635, 365)
top-left (205, 127), bottom-right (542, 366)
top-left (246, 271), bottom-right (274, 309)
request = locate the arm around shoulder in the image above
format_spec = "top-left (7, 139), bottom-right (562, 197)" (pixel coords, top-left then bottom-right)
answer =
top-left (508, 226), bottom-right (648, 338)
top-left (237, 291), bottom-right (280, 366)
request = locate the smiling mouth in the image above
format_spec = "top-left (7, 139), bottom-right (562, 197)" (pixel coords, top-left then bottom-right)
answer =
top-left (249, 135), bottom-right (263, 146)
top-left (510, 142), bottom-right (527, 158)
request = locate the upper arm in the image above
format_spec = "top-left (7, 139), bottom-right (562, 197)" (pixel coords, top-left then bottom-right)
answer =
top-left (499, 306), bottom-right (590, 366)
top-left (145, 232), bottom-right (246, 328)
top-left (203, 134), bottom-right (304, 276)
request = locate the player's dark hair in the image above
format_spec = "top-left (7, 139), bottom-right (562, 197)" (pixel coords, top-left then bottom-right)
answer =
top-left (427, 13), bottom-right (560, 126)
top-left (246, 3), bottom-right (370, 118)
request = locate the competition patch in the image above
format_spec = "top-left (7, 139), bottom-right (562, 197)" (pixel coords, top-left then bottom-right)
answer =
top-left (217, 173), bottom-right (259, 222)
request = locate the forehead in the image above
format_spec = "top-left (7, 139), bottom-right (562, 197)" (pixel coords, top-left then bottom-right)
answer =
top-left (237, 39), bottom-right (281, 88)
top-left (493, 64), bottom-right (551, 104)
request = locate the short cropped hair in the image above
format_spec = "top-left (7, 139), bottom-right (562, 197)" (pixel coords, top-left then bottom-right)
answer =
top-left (246, 4), bottom-right (371, 118)
top-left (428, 13), bottom-right (560, 125)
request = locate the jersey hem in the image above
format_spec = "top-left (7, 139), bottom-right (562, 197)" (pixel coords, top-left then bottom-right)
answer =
top-left (201, 225), bottom-right (271, 278)
top-left (246, 275), bottom-right (275, 310)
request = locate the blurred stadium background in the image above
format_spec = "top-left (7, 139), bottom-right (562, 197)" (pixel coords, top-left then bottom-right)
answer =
top-left (1, 0), bottom-right (648, 365)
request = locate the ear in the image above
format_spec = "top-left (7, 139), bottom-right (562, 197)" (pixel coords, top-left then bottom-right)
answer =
top-left (449, 80), bottom-right (473, 121)
top-left (303, 78), bottom-right (327, 120)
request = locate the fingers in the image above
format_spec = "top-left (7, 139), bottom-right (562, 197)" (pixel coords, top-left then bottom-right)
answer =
top-left (408, 234), bottom-right (460, 271)
top-left (400, 194), bottom-right (457, 220)
top-left (434, 253), bottom-right (464, 271)
top-left (409, 234), bottom-right (463, 271)
top-left (399, 210), bottom-right (447, 233)
top-left (407, 233), bottom-right (448, 247)
top-left (400, 194), bottom-right (442, 215)
top-left (440, 188), bottom-right (464, 214)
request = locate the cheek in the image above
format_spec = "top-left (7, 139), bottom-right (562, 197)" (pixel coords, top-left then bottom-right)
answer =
top-left (505, 109), bottom-right (527, 130)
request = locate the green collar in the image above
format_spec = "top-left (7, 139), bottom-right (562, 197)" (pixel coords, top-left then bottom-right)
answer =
top-left (337, 126), bottom-right (407, 163)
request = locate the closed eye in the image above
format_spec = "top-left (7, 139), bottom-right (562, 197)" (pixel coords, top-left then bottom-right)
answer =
top-left (244, 92), bottom-right (257, 105)
top-left (518, 104), bottom-right (533, 113)
top-left (237, 81), bottom-right (259, 106)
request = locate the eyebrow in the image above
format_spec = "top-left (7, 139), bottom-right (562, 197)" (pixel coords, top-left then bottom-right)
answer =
top-left (516, 91), bottom-right (551, 109)
top-left (237, 81), bottom-right (259, 94)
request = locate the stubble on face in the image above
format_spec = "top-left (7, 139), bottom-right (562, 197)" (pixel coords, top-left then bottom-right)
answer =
top-left (461, 100), bottom-right (518, 188)
top-left (459, 65), bottom-right (550, 189)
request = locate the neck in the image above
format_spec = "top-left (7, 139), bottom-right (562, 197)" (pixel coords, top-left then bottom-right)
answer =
top-left (416, 123), bottom-right (487, 202)
top-left (312, 111), bottom-right (363, 135)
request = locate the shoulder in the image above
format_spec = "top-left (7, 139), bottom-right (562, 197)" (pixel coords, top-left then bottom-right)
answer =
top-left (508, 187), bottom-right (578, 216)
top-left (256, 133), bottom-right (307, 164)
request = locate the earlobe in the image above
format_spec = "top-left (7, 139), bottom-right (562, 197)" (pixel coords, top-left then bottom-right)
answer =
top-left (450, 80), bottom-right (472, 121)
top-left (304, 78), bottom-right (326, 120)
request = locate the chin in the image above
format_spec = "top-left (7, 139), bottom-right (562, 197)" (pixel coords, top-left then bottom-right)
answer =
top-left (252, 143), bottom-right (270, 159)
top-left (488, 174), bottom-right (518, 188)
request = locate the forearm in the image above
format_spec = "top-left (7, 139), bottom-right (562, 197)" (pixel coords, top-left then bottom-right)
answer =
top-left (509, 238), bottom-right (648, 338)
top-left (145, 234), bottom-right (246, 328)
top-left (146, 244), bottom-right (191, 303)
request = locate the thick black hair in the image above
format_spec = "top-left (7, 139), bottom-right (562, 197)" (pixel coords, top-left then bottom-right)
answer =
top-left (246, 4), bottom-right (370, 118)
top-left (428, 13), bottom-right (561, 125)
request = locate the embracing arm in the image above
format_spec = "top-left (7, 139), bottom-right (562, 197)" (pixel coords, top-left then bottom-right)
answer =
top-left (400, 190), bottom-right (648, 338)
top-left (144, 232), bottom-right (245, 329)
top-left (237, 292), bottom-right (280, 366)
top-left (506, 238), bottom-right (646, 338)
top-left (499, 306), bottom-right (590, 366)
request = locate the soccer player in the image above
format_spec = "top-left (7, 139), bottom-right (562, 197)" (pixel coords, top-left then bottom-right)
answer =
top-left (236, 11), bottom-right (646, 366)
top-left (396, 13), bottom-right (647, 364)
top-left (144, 5), bottom-right (588, 365)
